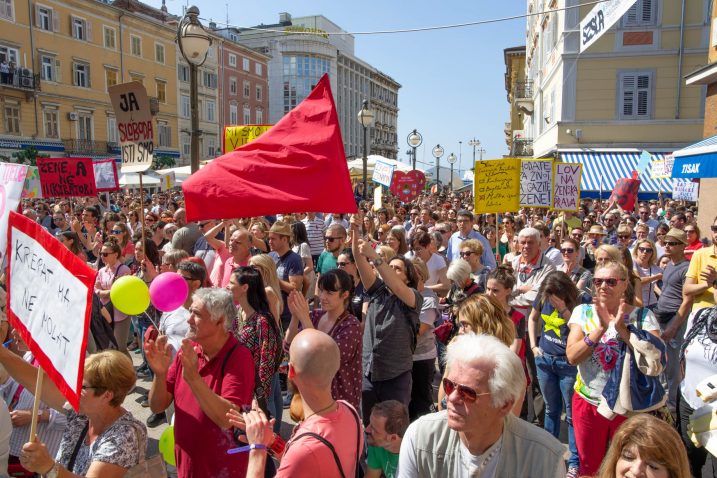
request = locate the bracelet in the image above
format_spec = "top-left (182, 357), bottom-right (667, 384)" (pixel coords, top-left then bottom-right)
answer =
top-left (583, 334), bottom-right (597, 348)
top-left (226, 443), bottom-right (268, 455)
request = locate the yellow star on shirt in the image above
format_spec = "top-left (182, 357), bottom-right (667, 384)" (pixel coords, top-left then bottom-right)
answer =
top-left (542, 309), bottom-right (566, 338)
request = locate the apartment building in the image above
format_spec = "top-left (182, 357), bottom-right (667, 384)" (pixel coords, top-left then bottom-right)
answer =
top-left (503, 46), bottom-right (528, 156)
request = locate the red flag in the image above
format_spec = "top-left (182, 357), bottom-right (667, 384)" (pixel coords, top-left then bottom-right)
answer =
top-left (182, 74), bottom-right (357, 221)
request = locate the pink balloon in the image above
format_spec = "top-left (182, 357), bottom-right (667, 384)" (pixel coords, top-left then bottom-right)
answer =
top-left (149, 272), bottom-right (189, 312)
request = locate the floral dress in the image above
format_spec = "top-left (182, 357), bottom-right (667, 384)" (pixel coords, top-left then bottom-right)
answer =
top-left (235, 312), bottom-right (282, 401)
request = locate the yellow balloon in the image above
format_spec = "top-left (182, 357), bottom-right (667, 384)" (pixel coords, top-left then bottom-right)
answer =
top-left (159, 426), bottom-right (176, 466)
top-left (109, 275), bottom-right (150, 315)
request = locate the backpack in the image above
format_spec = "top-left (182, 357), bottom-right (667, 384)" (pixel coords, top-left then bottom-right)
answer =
top-left (89, 293), bottom-right (118, 351)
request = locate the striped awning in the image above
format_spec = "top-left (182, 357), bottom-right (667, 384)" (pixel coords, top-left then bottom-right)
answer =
top-left (560, 151), bottom-right (676, 193)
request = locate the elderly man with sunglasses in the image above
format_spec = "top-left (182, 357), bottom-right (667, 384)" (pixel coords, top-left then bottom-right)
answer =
top-left (398, 334), bottom-right (565, 477)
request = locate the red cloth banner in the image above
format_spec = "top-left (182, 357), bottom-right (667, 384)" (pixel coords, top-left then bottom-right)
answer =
top-left (609, 177), bottom-right (641, 211)
top-left (6, 212), bottom-right (95, 410)
top-left (36, 157), bottom-right (97, 197)
top-left (182, 74), bottom-right (357, 221)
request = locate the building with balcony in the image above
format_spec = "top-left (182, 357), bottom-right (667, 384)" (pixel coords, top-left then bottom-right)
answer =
top-left (521, 0), bottom-right (708, 197)
top-left (503, 46), bottom-right (530, 157)
top-left (0, 0), bottom-right (180, 161)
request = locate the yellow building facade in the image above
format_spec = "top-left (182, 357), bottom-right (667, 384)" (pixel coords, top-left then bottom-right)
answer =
top-left (503, 46), bottom-right (528, 156)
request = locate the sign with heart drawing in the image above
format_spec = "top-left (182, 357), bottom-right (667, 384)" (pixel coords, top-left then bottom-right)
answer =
top-left (390, 170), bottom-right (426, 202)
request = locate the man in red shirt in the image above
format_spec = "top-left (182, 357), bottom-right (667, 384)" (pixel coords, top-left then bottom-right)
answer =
top-left (146, 288), bottom-right (255, 477)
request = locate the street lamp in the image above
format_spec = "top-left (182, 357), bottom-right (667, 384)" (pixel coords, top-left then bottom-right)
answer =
top-left (432, 144), bottom-right (444, 187)
top-left (447, 152), bottom-right (457, 191)
top-left (357, 99), bottom-right (375, 200)
top-left (468, 138), bottom-right (481, 163)
top-left (177, 6), bottom-right (212, 173)
top-left (407, 129), bottom-right (422, 170)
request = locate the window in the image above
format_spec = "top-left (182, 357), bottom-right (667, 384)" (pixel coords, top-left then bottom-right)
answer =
top-left (158, 122), bottom-right (171, 147)
top-left (624, 0), bottom-right (655, 27)
top-left (229, 77), bottom-right (237, 95)
top-left (36, 6), bottom-right (53, 31)
top-left (228, 54), bottom-right (237, 67)
top-left (180, 95), bottom-right (190, 118)
top-left (129, 73), bottom-right (143, 85)
top-left (43, 108), bottom-right (58, 138)
top-left (202, 71), bottom-right (217, 88)
top-left (72, 17), bottom-right (88, 40)
top-left (156, 80), bottom-right (166, 103)
top-left (41, 55), bottom-right (55, 81)
top-left (256, 85), bottom-right (262, 101)
top-left (155, 43), bottom-right (165, 64)
top-left (242, 58), bottom-right (250, 71)
top-left (4, 103), bottom-right (20, 134)
top-left (619, 71), bottom-right (653, 119)
top-left (73, 62), bottom-right (89, 87)
top-left (229, 104), bottom-right (238, 124)
top-left (0, 0), bottom-right (13, 20)
top-left (104, 26), bottom-right (116, 49)
top-left (77, 113), bottom-right (92, 140)
top-left (107, 116), bottom-right (118, 144)
top-left (181, 135), bottom-right (190, 157)
top-left (130, 35), bottom-right (141, 56)
top-left (178, 64), bottom-right (189, 82)
top-left (243, 80), bottom-right (250, 98)
top-left (0, 45), bottom-right (18, 64)
top-left (243, 106), bottom-right (250, 124)
top-left (256, 109), bottom-right (263, 124)
top-left (207, 137), bottom-right (216, 157)
top-left (105, 68), bottom-right (118, 89)
top-left (206, 100), bottom-right (216, 122)
top-left (255, 63), bottom-right (262, 76)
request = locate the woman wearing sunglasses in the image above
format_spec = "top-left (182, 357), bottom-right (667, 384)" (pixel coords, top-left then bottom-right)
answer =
top-left (110, 223), bottom-right (135, 265)
top-left (632, 239), bottom-right (662, 311)
top-left (559, 238), bottom-right (593, 298)
top-left (683, 223), bottom-right (703, 261)
top-left (566, 261), bottom-right (662, 477)
top-left (94, 239), bottom-right (132, 356)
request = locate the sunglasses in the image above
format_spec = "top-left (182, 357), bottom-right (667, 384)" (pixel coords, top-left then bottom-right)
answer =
top-left (100, 252), bottom-right (114, 257)
top-left (111, 229), bottom-right (122, 234)
top-left (572, 234), bottom-right (583, 239)
top-left (442, 377), bottom-right (490, 403)
top-left (459, 251), bottom-right (474, 258)
top-left (618, 235), bottom-right (631, 239)
top-left (593, 278), bottom-right (624, 287)
top-left (336, 262), bottom-right (351, 267)
top-left (711, 225), bottom-right (717, 233)
top-left (663, 241), bottom-right (682, 246)
top-left (638, 247), bottom-right (653, 254)
top-left (324, 237), bottom-right (340, 242)
top-left (560, 248), bottom-right (575, 254)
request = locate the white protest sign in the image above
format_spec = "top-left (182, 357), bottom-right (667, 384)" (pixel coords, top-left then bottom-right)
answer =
top-left (520, 159), bottom-right (552, 208)
top-left (161, 171), bottom-right (176, 191)
top-left (650, 160), bottom-right (667, 179)
top-left (108, 81), bottom-right (154, 173)
top-left (6, 212), bottom-right (95, 410)
top-left (373, 185), bottom-right (382, 209)
top-left (372, 160), bottom-right (395, 188)
top-left (580, 0), bottom-right (638, 52)
top-left (0, 163), bottom-right (28, 262)
top-left (553, 163), bottom-right (582, 212)
top-left (672, 180), bottom-right (699, 201)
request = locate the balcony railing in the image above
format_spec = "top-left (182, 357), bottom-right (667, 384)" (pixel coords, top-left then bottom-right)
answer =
top-left (513, 138), bottom-right (534, 157)
top-left (0, 68), bottom-right (40, 91)
top-left (514, 80), bottom-right (533, 99)
top-left (62, 139), bottom-right (114, 155)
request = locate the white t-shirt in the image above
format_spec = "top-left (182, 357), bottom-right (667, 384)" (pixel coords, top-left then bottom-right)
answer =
top-left (680, 309), bottom-right (717, 409)
top-left (159, 307), bottom-right (190, 356)
top-left (425, 253), bottom-right (447, 287)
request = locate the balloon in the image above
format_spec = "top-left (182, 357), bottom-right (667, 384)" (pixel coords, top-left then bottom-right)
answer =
top-left (150, 272), bottom-right (189, 312)
top-left (159, 426), bottom-right (176, 466)
top-left (109, 275), bottom-right (150, 315)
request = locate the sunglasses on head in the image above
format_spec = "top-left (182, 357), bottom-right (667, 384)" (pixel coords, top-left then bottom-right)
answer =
top-left (442, 377), bottom-right (490, 403)
top-left (593, 278), bottom-right (624, 287)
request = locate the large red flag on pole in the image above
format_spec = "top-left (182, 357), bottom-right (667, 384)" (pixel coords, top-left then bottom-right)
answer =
top-left (182, 74), bottom-right (357, 221)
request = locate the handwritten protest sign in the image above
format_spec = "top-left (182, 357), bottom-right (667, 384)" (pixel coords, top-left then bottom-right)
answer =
top-left (108, 82), bottom-right (154, 173)
top-left (21, 167), bottom-right (42, 199)
top-left (93, 160), bottom-right (119, 192)
top-left (222, 125), bottom-right (272, 153)
top-left (0, 163), bottom-right (28, 261)
top-left (553, 162), bottom-right (582, 211)
top-left (474, 159), bottom-right (520, 214)
top-left (161, 171), bottom-right (176, 191)
top-left (6, 212), bottom-right (95, 410)
top-left (36, 157), bottom-right (97, 197)
top-left (609, 177), bottom-right (641, 211)
top-left (372, 160), bottom-right (395, 187)
top-left (672, 180), bottom-right (699, 201)
top-left (519, 159), bottom-right (552, 208)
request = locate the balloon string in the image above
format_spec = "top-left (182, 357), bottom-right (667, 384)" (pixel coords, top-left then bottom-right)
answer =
top-left (144, 311), bottom-right (160, 330)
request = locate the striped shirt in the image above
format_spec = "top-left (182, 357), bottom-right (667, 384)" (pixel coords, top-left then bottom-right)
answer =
top-left (303, 217), bottom-right (326, 256)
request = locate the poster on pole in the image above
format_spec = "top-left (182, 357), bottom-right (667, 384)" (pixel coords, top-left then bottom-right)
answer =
top-left (580, 0), bottom-right (639, 52)
top-left (519, 159), bottom-right (553, 208)
top-left (21, 167), bottom-right (42, 199)
top-left (161, 171), bottom-right (176, 191)
top-left (6, 212), bottom-right (95, 411)
top-left (553, 162), bottom-right (582, 212)
top-left (222, 125), bottom-right (272, 153)
top-left (609, 177), bottom-right (641, 211)
top-left (0, 163), bottom-right (28, 261)
top-left (108, 81), bottom-right (154, 173)
top-left (672, 180), bottom-right (699, 201)
top-left (36, 157), bottom-right (97, 197)
top-left (474, 158), bottom-right (520, 214)
top-left (93, 160), bottom-right (119, 192)
top-left (372, 160), bottom-right (395, 187)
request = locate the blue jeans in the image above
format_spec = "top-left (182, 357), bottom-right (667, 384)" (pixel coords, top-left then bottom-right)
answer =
top-left (535, 352), bottom-right (579, 469)
top-left (267, 373), bottom-right (282, 434)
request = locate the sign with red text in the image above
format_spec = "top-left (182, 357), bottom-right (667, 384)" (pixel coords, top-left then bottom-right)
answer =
top-left (0, 163), bottom-right (28, 262)
top-left (93, 160), bottom-right (119, 192)
top-left (6, 212), bottom-right (95, 411)
top-left (109, 82), bottom-right (154, 173)
top-left (553, 162), bottom-right (582, 212)
top-left (519, 159), bottom-right (552, 208)
top-left (36, 157), bottom-right (97, 197)
top-left (609, 177), bottom-right (641, 211)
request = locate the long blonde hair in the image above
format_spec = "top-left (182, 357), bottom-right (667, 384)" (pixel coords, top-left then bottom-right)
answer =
top-left (249, 254), bottom-right (283, 315)
top-left (456, 294), bottom-right (515, 347)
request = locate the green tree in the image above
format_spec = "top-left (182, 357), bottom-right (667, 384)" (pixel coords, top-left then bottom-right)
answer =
top-left (6, 146), bottom-right (48, 166)
top-left (152, 155), bottom-right (176, 170)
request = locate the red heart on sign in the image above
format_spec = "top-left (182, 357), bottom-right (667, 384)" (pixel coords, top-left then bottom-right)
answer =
top-left (390, 170), bottom-right (426, 202)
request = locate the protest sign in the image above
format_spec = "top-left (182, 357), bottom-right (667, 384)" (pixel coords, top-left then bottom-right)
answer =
top-left (580, 0), bottom-right (638, 52)
top-left (519, 159), bottom-right (552, 208)
top-left (161, 171), bottom-right (176, 191)
top-left (390, 170), bottom-right (426, 202)
top-left (650, 160), bottom-right (667, 179)
top-left (672, 180), bottom-right (699, 201)
top-left (36, 157), bottom-right (97, 197)
top-left (108, 81), bottom-right (154, 173)
top-left (372, 160), bottom-right (395, 187)
top-left (553, 162), bottom-right (582, 211)
top-left (222, 125), bottom-right (272, 153)
top-left (474, 159), bottom-right (520, 214)
top-left (93, 160), bottom-right (119, 192)
top-left (0, 163), bottom-right (28, 261)
top-left (609, 177), bottom-right (641, 211)
top-left (6, 212), bottom-right (95, 411)
top-left (21, 167), bottom-right (41, 199)
top-left (373, 185), bottom-right (382, 210)
top-left (636, 151), bottom-right (652, 175)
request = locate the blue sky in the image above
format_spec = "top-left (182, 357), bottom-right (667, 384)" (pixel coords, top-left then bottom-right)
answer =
top-left (148, 0), bottom-right (527, 172)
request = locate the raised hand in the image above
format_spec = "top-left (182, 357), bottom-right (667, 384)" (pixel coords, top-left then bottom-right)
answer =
top-left (288, 290), bottom-right (311, 323)
top-left (145, 335), bottom-right (172, 375)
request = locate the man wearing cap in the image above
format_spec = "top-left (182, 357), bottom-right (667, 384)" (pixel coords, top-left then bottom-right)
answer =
top-left (268, 221), bottom-right (304, 331)
top-left (654, 228), bottom-right (692, 412)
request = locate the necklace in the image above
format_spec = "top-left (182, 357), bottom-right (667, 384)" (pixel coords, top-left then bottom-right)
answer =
top-left (302, 401), bottom-right (336, 422)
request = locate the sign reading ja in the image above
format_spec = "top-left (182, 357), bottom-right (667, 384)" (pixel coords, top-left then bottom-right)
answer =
top-left (109, 82), bottom-right (154, 173)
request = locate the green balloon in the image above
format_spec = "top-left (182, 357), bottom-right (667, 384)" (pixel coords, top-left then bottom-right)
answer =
top-left (109, 275), bottom-right (150, 315)
top-left (159, 426), bottom-right (176, 466)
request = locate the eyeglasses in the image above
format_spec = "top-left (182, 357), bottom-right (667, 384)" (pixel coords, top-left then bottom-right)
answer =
top-left (442, 377), bottom-right (490, 403)
top-left (638, 247), bottom-right (654, 254)
top-left (560, 248), bottom-right (575, 254)
top-left (711, 225), bottom-right (717, 233)
top-left (111, 229), bottom-right (122, 234)
top-left (618, 235), bottom-right (631, 239)
top-left (593, 278), bottom-right (625, 287)
top-left (100, 252), bottom-right (114, 257)
top-left (324, 237), bottom-right (341, 242)
top-left (336, 262), bottom-right (351, 268)
top-left (459, 251), bottom-right (474, 258)
top-left (571, 234), bottom-right (583, 239)
top-left (663, 241), bottom-right (682, 246)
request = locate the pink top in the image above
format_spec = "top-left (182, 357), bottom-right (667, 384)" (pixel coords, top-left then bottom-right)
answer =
top-left (209, 244), bottom-right (247, 288)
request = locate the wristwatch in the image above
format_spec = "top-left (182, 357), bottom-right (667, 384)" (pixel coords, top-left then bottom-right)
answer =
top-left (372, 257), bottom-right (384, 267)
top-left (43, 462), bottom-right (60, 478)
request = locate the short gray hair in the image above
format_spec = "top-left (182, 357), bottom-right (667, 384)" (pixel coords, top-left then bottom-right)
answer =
top-left (192, 288), bottom-right (236, 331)
top-left (446, 259), bottom-right (471, 285)
top-left (518, 227), bottom-right (541, 242)
top-left (446, 334), bottom-right (525, 409)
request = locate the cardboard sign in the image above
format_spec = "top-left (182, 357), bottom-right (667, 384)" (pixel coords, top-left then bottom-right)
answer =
top-left (474, 159), bottom-right (520, 214)
top-left (373, 185), bottom-right (382, 209)
top-left (0, 163), bottom-right (28, 261)
top-left (609, 177), bottom-right (641, 211)
top-left (672, 180), bottom-right (699, 201)
top-left (553, 162), bottom-right (582, 211)
top-left (108, 81), bottom-right (154, 173)
top-left (372, 160), bottom-right (395, 187)
top-left (650, 155), bottom-right (674, 179)
top-left (6, 212), bottom-right (95, 411)
top-left (390, 170), bottom-right (426, 202)
top-left (519, 159), bottom-right (552, 208)
top-left (161, 171), bottom-right (176, 191)
top-left (222, 125), bottom-right (272, 153)
top-left (93, 160), bottom-right (119, 192)
top-left (580, 0), bottom-right (638, 52)
top-left (36, 157), bottom-right (97, 197)
top-left (21, 167), bottom-right (42, 199)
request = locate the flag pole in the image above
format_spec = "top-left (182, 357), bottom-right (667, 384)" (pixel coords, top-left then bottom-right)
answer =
top-left (139, 173), bottom-right (146, 250)
top-left (28, 368), bottom-right (44, 442)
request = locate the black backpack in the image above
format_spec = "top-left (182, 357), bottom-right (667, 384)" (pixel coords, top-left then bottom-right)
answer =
top-left (89, 293), bottom-right (118, 351)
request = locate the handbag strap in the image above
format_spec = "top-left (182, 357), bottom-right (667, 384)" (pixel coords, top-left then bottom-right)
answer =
top-left (292, 432), bottom-right (346, 478)
top-left (68, 421), bottom-right (89, 473)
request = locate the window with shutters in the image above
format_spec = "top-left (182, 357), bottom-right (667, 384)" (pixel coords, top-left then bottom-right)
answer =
top-left (107, 116), bottom-right (118, 144)
top-left (158, 122), bottom-right (171, 147)
top-left (623, 0), bottom-right (655, 27)
top-left (0, 0), bottom-right (13, 20)
top-left (72, 17), bottom-right (88, 40)
top-left (156, 80), bottom-right (166, 103)
top-left (37, 6), bottom-right (52, 31)
top-left (41, 55), bottom-right (55, 81)
top-left (105, 68), bottom-right (118, 90)
top-left (618, 71), bottom-right (653, 120)
top-left (180, 95), bottom-right (190, 118)
top-left (155, 43), bottom-right (165, 64)
top-left (130, 35), bottom-right (141, 57)
top-left (104, 26), bottom-right (116, 49)
top-left (43, 108), bottom-right (58, 138)
top-left (73, 62), bottom-right (90, 88)
top-left (4, 104), bottom-right (20, 134)
top-left (229, 104), bottom-right (238, 124)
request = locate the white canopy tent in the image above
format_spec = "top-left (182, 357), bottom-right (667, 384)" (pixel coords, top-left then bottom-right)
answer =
top-left (346, 155), bottom-right (416, 179)
top-left (118, 172), bottom-right (161, 186)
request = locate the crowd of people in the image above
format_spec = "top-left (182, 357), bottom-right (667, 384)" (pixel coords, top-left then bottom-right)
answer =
top-left (0, 189), bottom-right (709, 478)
